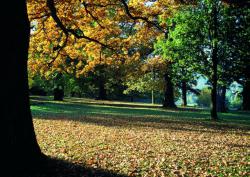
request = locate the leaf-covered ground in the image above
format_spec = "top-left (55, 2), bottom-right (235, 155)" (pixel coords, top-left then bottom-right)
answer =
top-left (31, 96), bottom-right (250, 176)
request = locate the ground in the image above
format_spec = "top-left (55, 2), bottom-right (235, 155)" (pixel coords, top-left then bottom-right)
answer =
top-left (31, 96), bottom-right (250, 177)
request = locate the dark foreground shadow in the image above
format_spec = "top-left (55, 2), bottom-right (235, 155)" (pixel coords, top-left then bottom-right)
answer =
top-left (8, 157), bottom-right (128, 177)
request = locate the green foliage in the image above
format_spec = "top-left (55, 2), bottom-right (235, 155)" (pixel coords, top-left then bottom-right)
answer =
top-left (29, 74), bottom-right (54, 95)
top-left (29, 62), bottom-right (128, 99)
top-left (218, 4), bottom-right (250, 85)
top-left (124, 72), bottom-right (164, 94)
top-left (230, 96), bottom-right (242, 110)
top-left (154, 5), bottom-right (203, 96)
top-left (155, 1), bottom-right (211, 78)
top-left (154, 0), bottom-right (250, 113)
top-left (227, 83), bottom-right (243, 110)
top-left (155, 0), bottom-right (249, 87)
top-left (197, 88), bottom-right (211, 108)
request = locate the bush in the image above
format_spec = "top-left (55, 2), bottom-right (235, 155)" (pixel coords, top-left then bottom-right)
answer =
top-left (30, 86), bottom-right (47, 96)
top-left (197, 88), bottom-right (211, 108)
top-left (229, 96), bottom-right (242, 110)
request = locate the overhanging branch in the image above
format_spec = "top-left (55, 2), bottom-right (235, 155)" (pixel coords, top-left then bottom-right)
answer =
top-left (119, 0), bottom-right (166, 33)
top-left (46, 0), bottom-right (112, 50)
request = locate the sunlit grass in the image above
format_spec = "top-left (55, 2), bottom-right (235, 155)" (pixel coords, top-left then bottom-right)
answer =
top-left (31, 96), bottom-right (250, 176)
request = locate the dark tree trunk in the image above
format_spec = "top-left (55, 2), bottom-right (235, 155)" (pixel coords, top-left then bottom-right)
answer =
top-left (210, 0), bottom-right (219, 120)
top-left (97, 78), bottom-right (107, 100)
top-left (54, 87), bottom-right (64, 101)
top-left (96, 63), bottom-right (107, 100)
top-left (2, 1), bottom-right (44, 173)
top-left (163, 70), bottom-right (176, 108)
top-left (242, 64), bottom-right (250, 110)
top-left (242, 79), bottom-right (250, 110)
top-left (217, 85), bottom-right (227, 112)
top-left (95, 50), bottom-right (107, 100)
top-left (211, 66), bottom-right (218, 120)
top-left (181, 81), bottom-right (187, 106)
top-left (71, 91), bottom-right (75, 97)
top-left (53, 73), bottom-right (64, 101)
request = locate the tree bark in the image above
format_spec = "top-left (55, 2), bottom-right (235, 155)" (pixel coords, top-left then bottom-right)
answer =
top-left (211, 64), bottom-right (218, 119)
top-left (210, 0), bottom-right (219, 120)
top-left (97, 77), bottom-right (107, 100)
top-left (54, 87), bottom-right (64, 101)
top-left (163, 70), bottom-right (176, 108)
top-left (217, 85), bottom-right (227, 112)
top-left (181, 81), bottom-right (187, 106)
top-left (53, 73), bottom-right (64, 101)
top-left (242, 79), bottom-right (250, 110)
top-left (96, 64), bottom-right (107, 100)
top-left (1, 1), bottom-right (44, 173)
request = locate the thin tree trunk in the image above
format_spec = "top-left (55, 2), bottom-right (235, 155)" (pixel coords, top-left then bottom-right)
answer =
top-left (210, 0), bottom-right (219, 120)
top-left (97, 77), bottom-right (107, 100)
top-left (211, 68), bottom-right (218, 119)
top-left (96, 62), bottom-right (107, 100)
top-left (181, 81), bottom-right (187, 106)
top-left (217, 85), bottom-right (227, 112)
top-left (2, 1), bottom-right (44, 173)
top-left (163, 69), bottom-right (176, 108)
top-left (152, 90), bottom-right (155, 104)
top-left (53, 73), bottom-right (64, 101)
top-left (54, 87), bottom-right (64, 101)
top-left (242, 79), bottom-right (250, 110)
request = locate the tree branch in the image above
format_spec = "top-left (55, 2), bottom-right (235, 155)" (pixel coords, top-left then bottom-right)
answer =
top-left (119, 0), bottom-right (166, 33)
top-left (46, 0), bottom-right (112, 50)
top-left (81, 2), bottom-right (105, 29)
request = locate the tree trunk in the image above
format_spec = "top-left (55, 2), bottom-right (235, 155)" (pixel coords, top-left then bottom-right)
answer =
top-left (53, 73), bottom-right (64, 101)
top-left (2, 1), bottom-right (44, 173)
top-left (96, 64), bottom-right (107, 100)
top-left (242, 79), bottom-right (250, 110)
top-left (181, 81), bottom-right (187, 106)
top-left (97, 77), bottom-right (107, 100)
top-left (54, 87), bottom-right (64, 101)
top-left (71, 91), bottom-right (75, 97)
top-left (217, 85), bottom-right (227, 112)
top-left (210, 0), bottom-right (219, 120)
top-left (163, 70), bottom-right (176, 108)
top-left (211, 68), bottom-right (218, 119)
top-left (151, 90), bottom-right (155, 104)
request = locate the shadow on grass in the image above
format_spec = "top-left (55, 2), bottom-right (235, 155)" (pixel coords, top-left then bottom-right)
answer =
top-left (9, 156), bottom-right (127, 177)
top-left (31, 98), bottom-right (250, 133)
top-left (34, 114), bottom-right (250, 136)
top-left (31, 96), bottom-right (205, 112)
top-left (31, 100), bottom-right (211, 120)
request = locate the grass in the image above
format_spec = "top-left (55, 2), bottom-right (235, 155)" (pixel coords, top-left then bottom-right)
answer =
top-left (31, 96), bottom-right (250, 176)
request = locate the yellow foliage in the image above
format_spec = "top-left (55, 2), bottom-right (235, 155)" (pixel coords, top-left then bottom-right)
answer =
top-left (27, 0), bottom-right (181, 78)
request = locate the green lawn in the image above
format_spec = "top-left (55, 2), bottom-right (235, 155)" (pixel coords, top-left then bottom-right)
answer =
top-left (31, 96), bottom-right (250, 176)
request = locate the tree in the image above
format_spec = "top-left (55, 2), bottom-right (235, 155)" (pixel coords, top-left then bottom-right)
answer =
top-left (157, 0), bottom-right (250, 113)
top-left (223, 4), bottom-right (250, 110)
top-left (7, 0), bottom-right (248, 173)
top-left (209, 0), bottom-right (220, 119)
top-left (2, 0), bottom-right (45, 174)
top-left (53, 72), bottom-right (65, 101)
top-left (154, 0), bottom-right (250, 119)
top-left (154, 16), bottom-right (200, 108)
top-left (28, 0), bottom-right (189, 108)
top-left (197, 88), bottom-right (211, 108)
top-left (124, 56), bottom-right (167, 103)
